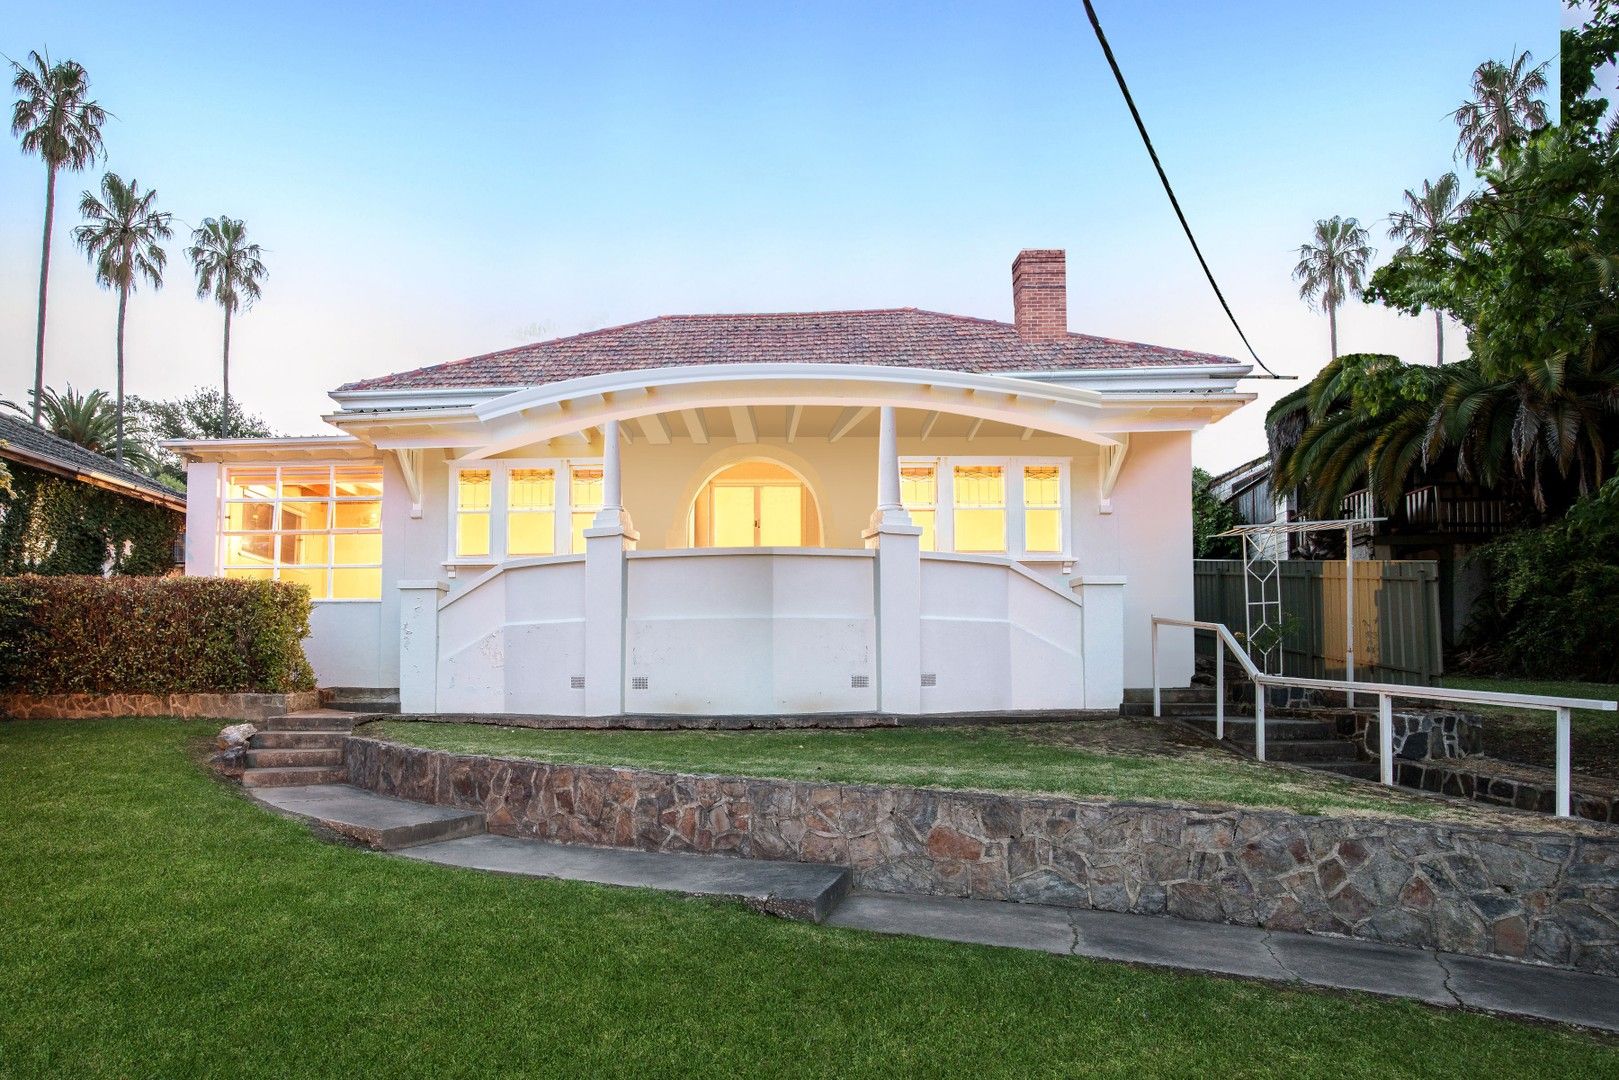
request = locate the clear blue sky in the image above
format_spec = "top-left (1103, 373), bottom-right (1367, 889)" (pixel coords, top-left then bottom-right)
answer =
top-left (1, 2), bottom-right (1559, 469)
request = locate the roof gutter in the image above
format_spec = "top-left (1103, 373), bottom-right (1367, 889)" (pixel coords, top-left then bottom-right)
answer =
top-left (0, 443), bottom-right (186, 513)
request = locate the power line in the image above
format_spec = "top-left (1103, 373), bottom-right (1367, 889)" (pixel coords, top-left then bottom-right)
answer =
top-left (1080, 0), bottom-right (1287, 379)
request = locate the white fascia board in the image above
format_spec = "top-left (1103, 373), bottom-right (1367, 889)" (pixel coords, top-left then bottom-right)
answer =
top-left (160, 435), bottom-right (379, 463)
top-left (1004, 363), bottom-right (1253, 393)
top-left (327, 385), bottom-right (525, 412)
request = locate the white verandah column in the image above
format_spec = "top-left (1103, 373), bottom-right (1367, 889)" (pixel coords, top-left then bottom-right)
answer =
top-left (584, 420), bottom-right (637, 716)
top-left (864, 406), bottom-right (923, 714)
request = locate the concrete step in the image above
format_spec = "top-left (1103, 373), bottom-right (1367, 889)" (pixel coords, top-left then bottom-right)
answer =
top-left (321, 687), bottom-right (401, 715)
top-left (250, 730), bottom-right (348, 750)
top-left (241, 765), bottom-right (349, 788)
top-left (246, 747), bottom-right (343, 769)
top-left (1122, 687), bottom-right (1217, 705)
top-left (251, 784), bottom-right (485, 850)
top-left (1311, 760), bottom-right (1383, 781)
top-left (1226, 739), bottom-right (1362, 764)
top-left (1119, 702), bottom-right (1224, 718)
top-left (260, 709), bottom-right (357, 733)
top-left (398, 833), bottom-right (853, 923)
top-left (1183, 717), bottom-right (1335, 741)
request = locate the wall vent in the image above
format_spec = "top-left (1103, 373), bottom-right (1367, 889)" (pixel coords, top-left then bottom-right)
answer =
top-left (569, 675), bottom-right (586, 689)
top-left (921, 673), bottom-right (938, 687)
top-left (850, 674), bottom-right (870, 689)
top-left (631, 676), bottom-right (649, 690)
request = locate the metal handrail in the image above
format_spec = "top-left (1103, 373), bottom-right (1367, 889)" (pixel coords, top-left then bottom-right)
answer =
top-left (1151, 615), bottom-right (1617, 818)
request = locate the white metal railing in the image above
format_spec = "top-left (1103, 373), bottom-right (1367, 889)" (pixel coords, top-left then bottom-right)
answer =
top-left (1150, 616), bottom-right (1618, 818)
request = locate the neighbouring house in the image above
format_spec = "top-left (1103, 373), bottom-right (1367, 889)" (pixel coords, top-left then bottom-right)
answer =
top-left (1208, 453), bottom-right (1294, 560)
top-left (0, 412), bottom-right (186, 575)
top-left (167, 250), bottom-right (1253, 717)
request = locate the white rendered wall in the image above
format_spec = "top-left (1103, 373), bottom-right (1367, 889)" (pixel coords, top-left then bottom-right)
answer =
top-left (437, 557), bottom-right (588, 715)
top-left (624, 549), bottom-right (877, 714)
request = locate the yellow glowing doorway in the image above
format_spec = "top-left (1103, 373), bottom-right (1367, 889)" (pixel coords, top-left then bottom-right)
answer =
top-left (690, 460), bottom-right (821, 547)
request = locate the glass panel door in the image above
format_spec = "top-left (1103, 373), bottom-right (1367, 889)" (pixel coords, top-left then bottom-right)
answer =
top-left (758, 485), bottom-right (803, 546)
top-left (712, 486), bottom-right (757, 547)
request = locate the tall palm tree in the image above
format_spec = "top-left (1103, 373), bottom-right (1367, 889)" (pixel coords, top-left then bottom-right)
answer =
top-left (1293, 216), bottom-right (1374, 360)
top-left (1451, 51), bottom-right (1550, 168)
top-left (72, 173), bottom-right (171, 465)
top-left (9, 50), bottom-right (108, 426)
top-left (1387, 173), bottom-right (1464, 364)
top-left (186, 217), bottom-right (267, 428)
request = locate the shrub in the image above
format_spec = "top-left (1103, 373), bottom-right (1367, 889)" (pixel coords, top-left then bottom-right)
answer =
top-left (0, 576), bottom-right (316, 694)
top-left (1463, 473), bottom-right (1619, 682)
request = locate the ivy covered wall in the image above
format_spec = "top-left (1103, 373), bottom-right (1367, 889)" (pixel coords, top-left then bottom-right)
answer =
top-left (0, 461), bottom-right (182, 576)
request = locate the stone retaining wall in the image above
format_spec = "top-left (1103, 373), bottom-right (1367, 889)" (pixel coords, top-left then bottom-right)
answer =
top-left (344, 736), bottom-right (1619, 975)
top-left (1, 691), bottom-right (321, 722)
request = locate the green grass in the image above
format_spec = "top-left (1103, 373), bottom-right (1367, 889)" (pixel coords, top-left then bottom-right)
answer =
top-left (1438, 676), bottom-right (1619, 778)
top-left (372, 719), bottom-right (1463, 819)
top-left (1, 718), bottom-right (1614, 1078)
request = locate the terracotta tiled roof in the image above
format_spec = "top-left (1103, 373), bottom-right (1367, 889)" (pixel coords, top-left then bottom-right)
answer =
top-left (338, 308), bottom-right (1236, 392)
top-left (0, 412), bottom-right (184, 508)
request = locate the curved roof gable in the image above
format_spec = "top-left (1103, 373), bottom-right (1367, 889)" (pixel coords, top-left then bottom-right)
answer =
top-left (339, 308), bottom-right (1236, 392)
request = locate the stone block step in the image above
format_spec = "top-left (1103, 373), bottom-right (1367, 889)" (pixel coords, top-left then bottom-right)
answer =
top-left (249, 730), bottom-right (348, 750)
top-left (1183, 717), bottom-right (1335, 741)
top-left (1226, 739), bottom-right (1361, 764)
top-left (321, 687), bottom-right (401, 715)
top-left (251, 784), bottom-right (485, 849)
top-left (398, 833), bottom-right (852, 923)
top-left (246, 747), bottom-right (343, 769)
top-left (241, 765), bottom-right (348, 788)
top-left (260, 709), bottom-right (356, 733)
top-left (1122, 687), bottom-right (1218, 705)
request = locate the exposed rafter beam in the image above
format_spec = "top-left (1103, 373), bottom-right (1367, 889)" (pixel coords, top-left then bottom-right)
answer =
top-left (1020, 427), bottom-right (1035, 441)
top-left (828, 405), bottom-right (872, 443)
top-left (729, 406), bottom-right (757, 443)
top-left (636, 413), bottom-right (671, 445)
top-left (680, 409), bottom-right (708, 444)
top-left (966, 417), bottom-right (985, 441)
top-left (920, 411), bottom-right (941, 440)
top-left (786, 404), bottom-right (803, 443)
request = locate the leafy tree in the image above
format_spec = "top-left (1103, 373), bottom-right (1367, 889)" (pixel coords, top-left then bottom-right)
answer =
top-left (9, 50), bottom-right (107, 426)
top-left (129, 389), bottom-right (274, 491)
top-left (1293, 216), bottom-right (1374, 360)
top-left (1387, 173), bottom-right (1464, 364)
top-left (1191, 467), bottom-right (1239, 558)
top-left (1450, 50), bottom-right (1550, 167)
top-left (186, 217), bottom-right (267, 430)
top-left (72, 173), bottom-right (172, 465)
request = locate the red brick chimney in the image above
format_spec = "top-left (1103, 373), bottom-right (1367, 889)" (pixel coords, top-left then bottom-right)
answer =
top-left (1012, 249), bottom-right (1067, 342)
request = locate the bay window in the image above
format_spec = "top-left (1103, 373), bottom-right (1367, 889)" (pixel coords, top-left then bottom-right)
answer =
top-left (447, 459), bottom-right (602, 562)
top-left (222, 464), bottom-right (383, 600)
top-left (900, 456), bottom-right (1069, 559)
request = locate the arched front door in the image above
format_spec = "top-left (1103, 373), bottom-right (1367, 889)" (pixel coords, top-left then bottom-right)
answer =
top-left (689, 460), bottom-right (822, 547)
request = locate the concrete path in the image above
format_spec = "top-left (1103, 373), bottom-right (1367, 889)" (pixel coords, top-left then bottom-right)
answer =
top-left (398, 833), bottom-right (851, 922)
top-left (826, 893), bottom-right (1619, 1033)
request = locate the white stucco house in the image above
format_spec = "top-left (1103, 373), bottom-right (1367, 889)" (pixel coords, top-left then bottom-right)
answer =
top-left (171, 250), bottom-right (1252, 717)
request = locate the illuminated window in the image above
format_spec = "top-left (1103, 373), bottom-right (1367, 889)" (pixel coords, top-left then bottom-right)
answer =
top-left (1024, 465), bottom-right (1063, 553)
top-left (455, 469), bottom-right (492, 558)
top-left (569, 466), bottom-right (603, 554)
top-left (952, 465), bottom-right (1006, 553)
top-left (507, 468), bottom-right (556, 556)
top-left (222, 464), bottom-right (383, 599)
top-left (900, 463), bottom-right (937, 551)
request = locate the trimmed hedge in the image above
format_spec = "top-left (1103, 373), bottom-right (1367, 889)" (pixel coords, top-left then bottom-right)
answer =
top-left (0, 576), bottom-right (316, 694)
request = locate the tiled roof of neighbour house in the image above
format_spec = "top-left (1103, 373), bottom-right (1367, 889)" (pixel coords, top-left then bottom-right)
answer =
top-left (0, 412), bottom-right (185, 510)
top-left (338, 308), bottom-right (1238, 392)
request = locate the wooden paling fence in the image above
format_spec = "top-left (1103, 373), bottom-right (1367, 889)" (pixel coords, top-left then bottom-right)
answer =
top-left (1193, 560), bottom-right (1443, 685)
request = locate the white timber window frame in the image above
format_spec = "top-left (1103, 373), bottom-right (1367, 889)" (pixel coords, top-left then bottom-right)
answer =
top-left (446, 458), bottom-right (604, 565)
top-left (218, 461), bottom-right (385, 602)
top-left (899, 455), bottom-right (1072, 560)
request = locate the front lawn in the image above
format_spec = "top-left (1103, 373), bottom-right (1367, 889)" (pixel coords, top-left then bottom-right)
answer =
top-left (1439, 676), bottom-right (1619, 780)
top-left (1, 718), bottom-right (1614, 1077)
top-left (372, 718), bottom-right (1467, 820)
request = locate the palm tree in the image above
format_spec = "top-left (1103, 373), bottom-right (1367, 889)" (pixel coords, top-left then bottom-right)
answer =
top-left (1387, 173), bottom-right (1464, 364)
top-left (72, 173), bottom-right (172, 465)
top-left (186, 217), bottom-right (267, 428)
top-left (1293, 216), bottom-right (1374, 360)
top-left (13, 385), bottom-right (118, 451)
top-left (1451, 51), bottom-right (1550, 167)
top-left (9, 50), bottom-right (108, 426)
